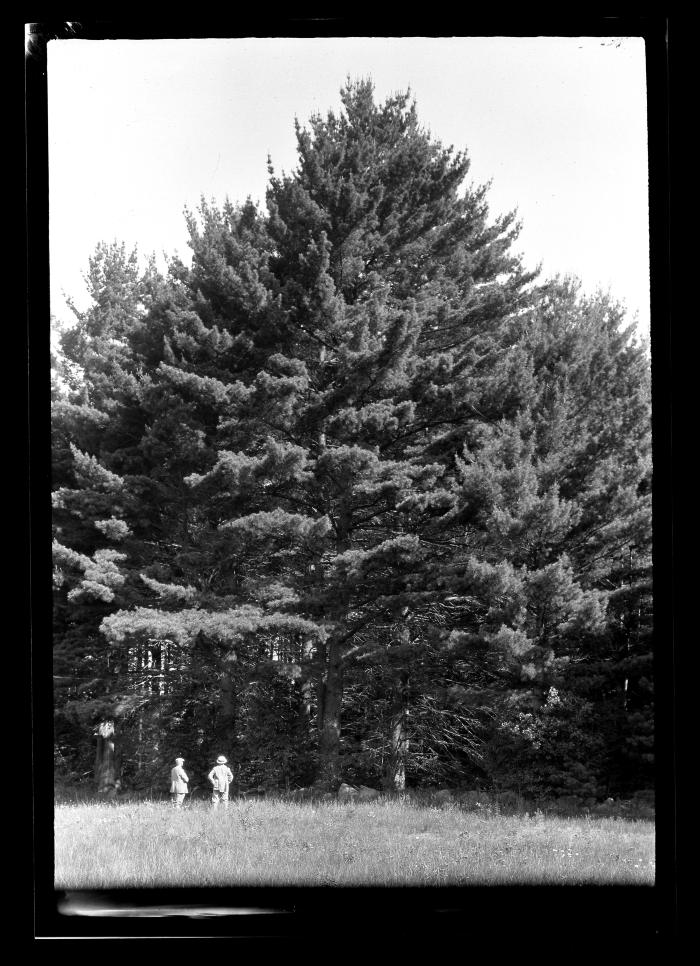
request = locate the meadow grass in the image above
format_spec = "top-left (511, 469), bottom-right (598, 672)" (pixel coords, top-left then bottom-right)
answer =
top-left (54, 797), bottom-right (655, 889)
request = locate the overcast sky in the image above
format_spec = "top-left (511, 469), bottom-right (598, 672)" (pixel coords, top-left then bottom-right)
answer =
top-left (47, 36), bottom-right (649, 336)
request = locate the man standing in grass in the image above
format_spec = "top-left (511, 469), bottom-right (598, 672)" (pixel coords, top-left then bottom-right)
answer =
top-left (170, 757), bottom-right (189, 808)
top-left (208, 755), bottom-right (234, 808)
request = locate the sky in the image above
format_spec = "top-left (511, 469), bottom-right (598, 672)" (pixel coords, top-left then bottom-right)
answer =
top-left (47, 36), bottom-right (650, 336)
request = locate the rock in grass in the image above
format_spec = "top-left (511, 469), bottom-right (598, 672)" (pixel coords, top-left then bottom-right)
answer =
top-left (337, 783), bottom-right (380, 801)
top-left (594, 800), bottom-right (616, 816)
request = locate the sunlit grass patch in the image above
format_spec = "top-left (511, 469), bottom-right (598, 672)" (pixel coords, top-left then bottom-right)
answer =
top-left (54, 797), bottom-right (655, 888)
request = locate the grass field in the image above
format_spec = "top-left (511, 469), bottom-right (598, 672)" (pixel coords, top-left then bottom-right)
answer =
top-left (54, 797), bottom-right (655, 888)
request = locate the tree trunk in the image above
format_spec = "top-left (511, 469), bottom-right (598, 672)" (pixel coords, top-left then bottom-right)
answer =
top-left (317, 637), bottom-right (343, 788)
top-left (382, 670), bottom-right (410, 791)
top-left (220, 669), bottom-right (238, 774)
top-left (150, 642), bottom-right (162, 695)
top-left (137, 642), bottom-right (144, 773)
top-left (315, 508), bottom-right (354, 788)
top-left (298, 636), bottom-right (315, 726)
top-left (383, 711), bottom-right (409, 791)
top-left (94, 720), bottom-right (120, 798)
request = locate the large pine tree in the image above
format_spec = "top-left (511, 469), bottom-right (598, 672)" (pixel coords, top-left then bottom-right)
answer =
top-left (52, 81), bottom-right (651, 798)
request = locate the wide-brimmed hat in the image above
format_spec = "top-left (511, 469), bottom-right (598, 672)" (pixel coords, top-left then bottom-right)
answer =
top-left (175, 757), bottom-right (184, 763)
top-left (216, 755), bottom-right (227, 764)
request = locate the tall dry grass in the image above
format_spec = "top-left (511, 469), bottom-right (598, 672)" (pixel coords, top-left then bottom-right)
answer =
top-left (54, 797), bottom-right (655, 888)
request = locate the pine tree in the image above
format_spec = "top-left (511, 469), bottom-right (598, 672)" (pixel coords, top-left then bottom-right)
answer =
top-left (52, 82), bottom-right (651, 800)
top-left (52, 243), bottom-right (156, 791)
top-left (76, 79), bottom-right (536, 789)
top-left (437, 279), bottom-right (652, 797)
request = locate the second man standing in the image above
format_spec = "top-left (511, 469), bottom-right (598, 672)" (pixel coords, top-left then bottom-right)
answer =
top-left (208, 755), bottom-right (234, 808)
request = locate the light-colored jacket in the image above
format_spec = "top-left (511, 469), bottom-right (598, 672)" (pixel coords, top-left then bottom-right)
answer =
top-left (170, 765), bottom-right (189, 794)
top-left (208, 764), bottom-right (233, 792)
